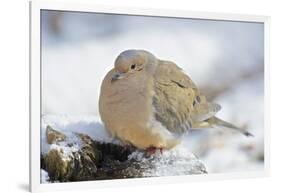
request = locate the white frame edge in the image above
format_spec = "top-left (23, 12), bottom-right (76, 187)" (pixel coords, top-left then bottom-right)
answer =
top-left (29, 0), bottom-right (270, 192)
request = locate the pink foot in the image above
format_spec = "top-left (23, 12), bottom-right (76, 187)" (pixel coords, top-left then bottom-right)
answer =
top-left (146, 147), bottom-right (163, 156)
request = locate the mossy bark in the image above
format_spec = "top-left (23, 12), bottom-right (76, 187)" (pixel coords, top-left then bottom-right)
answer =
top-left (42, 126), bottom-right (207, 182)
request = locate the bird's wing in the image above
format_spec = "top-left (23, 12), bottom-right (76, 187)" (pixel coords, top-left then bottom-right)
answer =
top-left (191, 102), bottom-right (221, 122)
top-left (152, 60), bottom-right (221, 134)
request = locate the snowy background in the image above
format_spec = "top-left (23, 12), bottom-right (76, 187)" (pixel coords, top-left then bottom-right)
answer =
top-left (41, 10), bottom-right (264, 176)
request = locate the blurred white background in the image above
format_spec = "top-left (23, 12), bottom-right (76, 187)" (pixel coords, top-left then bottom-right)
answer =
top-left (41, 11), bottom-right (264, 116)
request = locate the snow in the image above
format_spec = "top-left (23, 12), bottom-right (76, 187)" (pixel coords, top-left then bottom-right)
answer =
top-left (40, 10), bottom-right (264, 175)
top-left (41, 114), bottom-right (117, 156)
top-left (128, 145), bottom-right (206, 176)
top-left (41, 114), bottom-right (206, 179)
top-left (40, 169), bottom-right (50, 183)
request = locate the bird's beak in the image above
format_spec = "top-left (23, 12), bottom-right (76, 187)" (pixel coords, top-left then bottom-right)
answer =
top-left (111, 72), bottom-right (125, 83)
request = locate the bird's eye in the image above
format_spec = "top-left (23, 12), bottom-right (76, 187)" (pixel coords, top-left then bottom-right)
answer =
top-left (131, 64), bottom-right (136, 69)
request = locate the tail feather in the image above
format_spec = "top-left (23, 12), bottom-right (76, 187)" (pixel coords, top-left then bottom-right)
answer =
top-left (207, 116), bottom-right (253, 137)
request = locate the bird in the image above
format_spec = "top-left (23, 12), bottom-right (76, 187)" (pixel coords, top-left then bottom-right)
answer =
top-left (99, 49), bottom-right (252, 152)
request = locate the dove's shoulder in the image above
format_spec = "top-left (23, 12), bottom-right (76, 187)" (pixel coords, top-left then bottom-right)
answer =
top-left (154, 60), bottom-right (197, 89)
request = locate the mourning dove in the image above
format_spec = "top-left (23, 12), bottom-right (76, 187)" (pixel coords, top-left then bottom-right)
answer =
top-left (99, 49), bottom-right (252, 151)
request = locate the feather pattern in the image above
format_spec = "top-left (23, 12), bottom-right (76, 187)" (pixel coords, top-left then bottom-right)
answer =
top-left (152, 60), bottom-right (221, 134)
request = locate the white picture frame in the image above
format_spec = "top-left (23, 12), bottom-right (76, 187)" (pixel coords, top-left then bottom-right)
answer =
top-left (29, 0), bottom-right (270, 192)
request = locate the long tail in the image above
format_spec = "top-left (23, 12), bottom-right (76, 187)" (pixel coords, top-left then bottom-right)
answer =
top-left (207, 116), bottom-right (253, 137)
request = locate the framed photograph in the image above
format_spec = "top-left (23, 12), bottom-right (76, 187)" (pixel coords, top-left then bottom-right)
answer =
top-left (30, 0), bottom-right (270, 192)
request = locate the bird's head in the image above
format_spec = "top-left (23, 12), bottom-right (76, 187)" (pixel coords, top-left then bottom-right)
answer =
top-left (111, 49), bottom-right (158, 83)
